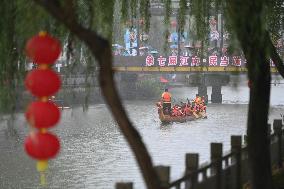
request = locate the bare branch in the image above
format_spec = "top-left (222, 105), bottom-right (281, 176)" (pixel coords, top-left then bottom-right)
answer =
top-left (32, 0), bottom-right (162, 188)
top-left (63, 0), bottom-right (76, 23)
top-left (266, 31), bottom-right (284, 78)
top-left (33, 0), bottom-right (107, 55)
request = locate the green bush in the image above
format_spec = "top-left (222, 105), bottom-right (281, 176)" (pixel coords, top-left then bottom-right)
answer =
top-left (136, 79), bottom-right (163, 99)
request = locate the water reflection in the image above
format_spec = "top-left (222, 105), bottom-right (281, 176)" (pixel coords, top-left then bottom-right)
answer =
top-left (160, 122), bottom-right (173, 129)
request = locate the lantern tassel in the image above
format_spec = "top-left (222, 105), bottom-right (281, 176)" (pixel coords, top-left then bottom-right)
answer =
top-left (38, 64), bottom-right (49, 70)
top-left (37, 160), bottom-right (48, 185)
top-left (40, 172), bottom-right (46, 186)
top-left (39, 31), bottom-right (47, 37)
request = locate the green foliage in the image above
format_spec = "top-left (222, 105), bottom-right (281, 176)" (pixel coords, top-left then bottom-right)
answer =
top-left (76, 0), bottom-right (93, 27)
top-left (163, 0), bottom-right (171, 26)
top-left (266, 0), bottom-right (284, 37)
top-left (130, 0), bottom-right (138, 18)
top-left (119, 0), bottom-right (151, 33)
top-left (120, 0), bottom-right (129, 23)
top-left (1, 0), bottom-right (284, 114)
top-left (0, 0), bottom-right (57, 114)
top-left (85, 0), bottom-right (115, 40)
top-left (189, 0), bottom-right (210, 40)
top-left (178, 0), bottom-right (187, 34)
top-left (136, 79), bottom-right (162, 99)
top-left (0, 86), bottom-right (16, 113)
top-left (0, 0), bottom-right (117, 113)
top-left (140, 0), bottom-right (151, 32)
top-left (163, 0), bottom-right (171, 53)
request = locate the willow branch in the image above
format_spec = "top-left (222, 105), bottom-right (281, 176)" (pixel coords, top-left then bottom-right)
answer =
top-left (266, 31), bottom-right (284, 78)
top-left (32, 0), bottom-right (162, 188)
top-left (63, 0), bottom-right (77, 23)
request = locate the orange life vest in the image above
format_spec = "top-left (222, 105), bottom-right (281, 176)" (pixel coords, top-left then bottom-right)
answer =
top-left (161, 92), bottom-right (171, 102)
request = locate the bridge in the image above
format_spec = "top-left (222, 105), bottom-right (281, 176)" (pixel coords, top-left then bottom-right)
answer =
top-left (112, 55), bottom-right (280, 103)
top-left (112, 56), bottom-right (278, 73)
top-left (54, 55), bottom-right (280, 104)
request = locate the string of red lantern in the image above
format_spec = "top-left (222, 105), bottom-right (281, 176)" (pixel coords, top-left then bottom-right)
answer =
top-left (24, 31), bottom-right (62, 185)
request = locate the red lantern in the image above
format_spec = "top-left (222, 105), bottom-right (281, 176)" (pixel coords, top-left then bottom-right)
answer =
top-left (26, 101), bottom-right (60, 129)
top-left (25, 69), bottom-right (61, 97)
top-left (24, 32), bottom-right (62, 185)
top-left (25, 32), bottom-right (61, 65)
top-left (25, 132), bottom-right (60, 160)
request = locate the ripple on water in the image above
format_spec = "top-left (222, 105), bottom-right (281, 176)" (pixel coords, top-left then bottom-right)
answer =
top-left (1, 85), bottom-right (284, 188)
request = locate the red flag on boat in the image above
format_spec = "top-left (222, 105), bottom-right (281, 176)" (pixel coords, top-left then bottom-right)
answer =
top-left (160, 76), bottom-right (168, 83)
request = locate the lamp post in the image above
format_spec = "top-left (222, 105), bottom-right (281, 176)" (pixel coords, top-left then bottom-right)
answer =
top-left (177, 15), bottom-right (181, 58)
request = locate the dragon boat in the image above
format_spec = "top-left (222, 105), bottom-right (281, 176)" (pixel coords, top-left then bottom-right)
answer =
top-left (156, 103), bottom-right (207, 123)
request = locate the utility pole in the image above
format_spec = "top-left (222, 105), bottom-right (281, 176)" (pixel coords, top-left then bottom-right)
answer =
top-left (136, 1), bottom-right (140, 56)
top-left (175, 6), bottom-right (181, 59)
top-left (215, 4), bottom-right (218, 53)
top-left (219, 10), bottom-right (223, 55)
top-left (177, 15), bottom-right (181, 58)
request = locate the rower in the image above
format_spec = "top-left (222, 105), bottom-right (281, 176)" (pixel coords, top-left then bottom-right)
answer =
top-left (161, 88), bottom-right (172, 115)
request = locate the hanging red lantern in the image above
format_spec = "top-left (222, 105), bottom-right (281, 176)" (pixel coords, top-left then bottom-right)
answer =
top-left (26, 101), bottom-right (60, 129)
top-left (24, 32), bottom-right (62, 185)
top-left (25, 132), bottom-right (60, 160)
top-left (25, 31), bottom-right (61, 65)
top-left (25, 69), bottom-right (61, 97)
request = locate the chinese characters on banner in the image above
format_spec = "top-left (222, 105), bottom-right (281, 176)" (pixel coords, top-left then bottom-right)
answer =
top-left (145, 55), bottom-right (276, 67)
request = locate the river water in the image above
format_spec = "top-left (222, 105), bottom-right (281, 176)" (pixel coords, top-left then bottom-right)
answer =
top-left (0, 84), bottom-right (284, 189)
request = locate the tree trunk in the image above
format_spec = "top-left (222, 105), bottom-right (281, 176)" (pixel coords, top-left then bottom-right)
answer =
top-left (227, 1), bottom-right (274, 189)
top-left (246, 54), bottom-right (273, 189)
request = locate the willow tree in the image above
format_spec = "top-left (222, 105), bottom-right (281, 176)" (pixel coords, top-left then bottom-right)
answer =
top-left (1, 0), bottom-right (284, 189)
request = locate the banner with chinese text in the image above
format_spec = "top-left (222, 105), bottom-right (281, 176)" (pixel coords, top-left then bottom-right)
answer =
top-left (144, 55), bottom-right (276, 67)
